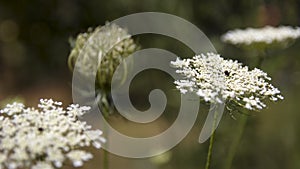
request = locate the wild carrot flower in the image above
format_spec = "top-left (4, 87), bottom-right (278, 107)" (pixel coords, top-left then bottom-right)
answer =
top-left (68, 23), bottom-right (139, 115)
top-left (0, 99), bottom-right (105, 169)
top-left (221, 25), bottom-right (300, 49)
top-left (68, 23), bottom-right (139, 91)
top-left (171, 53), bottom-right (283, 111)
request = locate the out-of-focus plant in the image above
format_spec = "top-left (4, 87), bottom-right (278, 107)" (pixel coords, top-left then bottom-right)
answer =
top-left (0, 96), bottom-right (24, 109)
top-left (68, 23), bottom-right (139, 117)
top-left (221, 25), bottom-right (300, 66)
top-left (68, 23), bottom-right (139, 169)
top-left (220, 25), bottom-right (298, 169)
top-left (221, 26), bottom-right (300, 51)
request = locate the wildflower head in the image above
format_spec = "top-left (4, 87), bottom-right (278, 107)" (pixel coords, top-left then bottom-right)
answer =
top-left (0, 99), bottom-right (105, 169)
top-left (221, 25), bottom-right (300, 50)
top-left (171, 53), bottom-right (283, 111)
top-left (68, 23), bottom-right (139, 91)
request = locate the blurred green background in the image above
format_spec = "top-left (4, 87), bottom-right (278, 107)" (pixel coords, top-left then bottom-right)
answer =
top-left (0, 0), bottom-right (300, 169)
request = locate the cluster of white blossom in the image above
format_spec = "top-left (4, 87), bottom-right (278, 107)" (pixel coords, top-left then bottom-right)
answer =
top-left (0, 99), bottom-right (105, 169)
top-left (221, 25), bottom-right (300, 46)
top-left (171, 53), bottom-right (283, 110)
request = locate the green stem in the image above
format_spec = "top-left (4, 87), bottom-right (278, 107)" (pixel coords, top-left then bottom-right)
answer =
top-left (103, 149), bottom-right (109, 169)
top-left (204, 129), bottom-right (215, 169)
top-left (102, 106), bottom-right (109, 169)
top-left (256, 49), bottom-right (266, 68)
top-left (223, 114), bottom-right (248, 169)
top-left (256, 53), bottom-right (265, 68)
top-left (204, 110), bottom-right (218, 169)
top-left (257, 55), bottom-right (264, 67)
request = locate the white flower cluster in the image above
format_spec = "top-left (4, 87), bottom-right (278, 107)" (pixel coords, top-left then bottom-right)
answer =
top-left (0, 99), bottom-right (105, 169)
top-left (171, 53), bottom-right (283, 110)
top-left (221, 25), bottom-right (300, 46)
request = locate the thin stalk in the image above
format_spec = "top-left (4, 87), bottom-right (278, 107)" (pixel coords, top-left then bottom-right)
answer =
top-left (204, 130), bottom-right (215, 169)
top-left (204, 110), bottom-right (218, 169)
top-left (256, 49), bottom-right (266, 68)
top-left (102, 122), bottom-right (109, 169)
top-left (256, 54), bottom-right (265, 68)
top-left (102, 101), bottom-right (110, 169)
top-left (103, 149), bottom-right (109, 169)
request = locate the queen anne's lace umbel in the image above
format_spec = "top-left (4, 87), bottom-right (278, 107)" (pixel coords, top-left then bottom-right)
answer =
top-left (68, 23), bottom-right (139, 90)
top-left (171, 53), bottom-right (283, 110)
top-left (221, 25), bottom-right (300, 46)
top-left (0, 99), bottom-right (105, 169)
